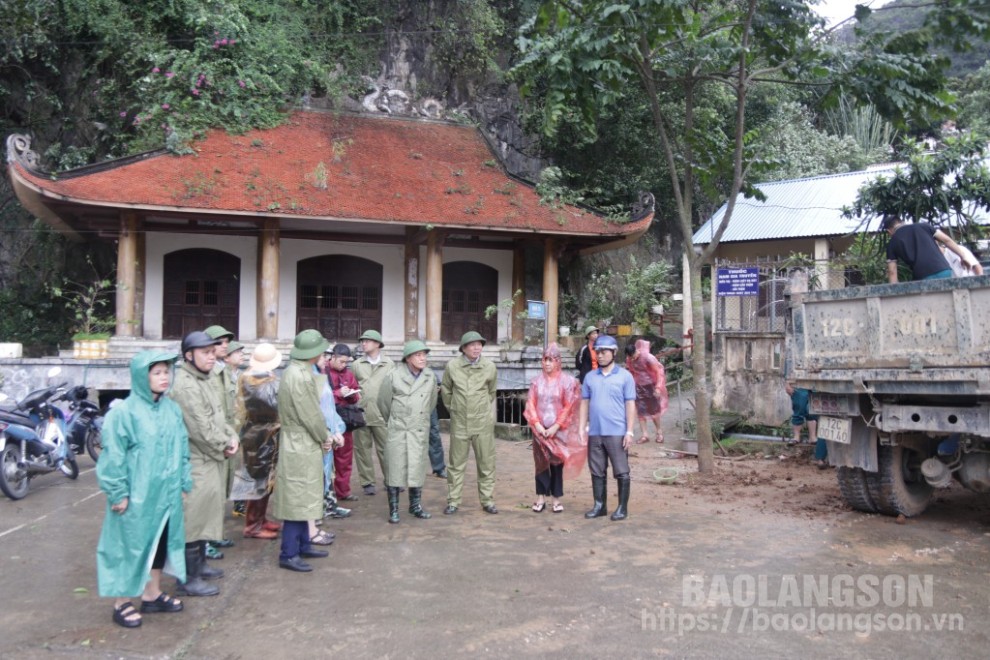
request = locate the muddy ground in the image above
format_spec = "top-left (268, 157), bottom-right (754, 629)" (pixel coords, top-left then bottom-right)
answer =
top-left (2, 422), bottom-right (989, 659)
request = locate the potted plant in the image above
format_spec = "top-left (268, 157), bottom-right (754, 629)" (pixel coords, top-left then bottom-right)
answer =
top-left (52, 273), bottom-right (116, 359)
top-left (558, 292), bottom-right (578, 338)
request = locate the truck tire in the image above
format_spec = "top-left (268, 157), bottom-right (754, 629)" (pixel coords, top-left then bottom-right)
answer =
top-left (836, 466), bottom-right (877, 513)
top-left (870, 444), bottom-right (933, 517)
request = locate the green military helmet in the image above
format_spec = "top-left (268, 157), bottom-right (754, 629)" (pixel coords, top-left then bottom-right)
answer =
top-left (458, 330), bottom-right (487, 351)
top-left (584, 325), bottom-right (599, 338)
top-left (290, 329), bottom-right (329, 360)
top-left (359, 329), bottom-right (384, 347)
top-left (402, 339), bottom-right (430, 361)
top-left (227, 340), bottom-right (245, 354)
top-left (204, 325), bottom-right (235, 341)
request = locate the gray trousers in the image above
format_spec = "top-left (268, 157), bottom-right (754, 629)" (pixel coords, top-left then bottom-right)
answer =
top-left (587, 435), bottom-right (630, 479)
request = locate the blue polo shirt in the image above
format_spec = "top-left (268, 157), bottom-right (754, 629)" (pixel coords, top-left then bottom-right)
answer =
top-left (581, 365), bottom-right (636, 436)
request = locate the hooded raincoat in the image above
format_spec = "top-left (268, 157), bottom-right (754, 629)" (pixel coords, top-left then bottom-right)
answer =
top-left (96, 351), bottom-right (192, 597)
top-left (234, 370), bottom-right (280, 497)
top-left (272, 359), bottom-right (328, 521)
top-left (523, 344), bottom-right (587, 480)
top-left (379, 363), bottom-right (438, 488)
top-left (626, 339), bottom-right (669, 417)
top-left (169, 360), bottom-right (235, 542)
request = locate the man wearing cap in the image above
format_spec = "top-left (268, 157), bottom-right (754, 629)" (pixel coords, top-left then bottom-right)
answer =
top-left (204, 325), bottom-right (240, 549)
top-left (578, 334), bottom-right (636, 522)
top-left (325, 344), bottom-right (360, 502)
top-left (351, 329), bottom-right (394, 496)
top-left (575, 326), bottom-right (600, 384)
top-left (378, 340), bottom-right (438, 523)
top-left (441, 331), bottom-right (498, 515)
top-left (169, 331), bottom-right (239, 595)
top-left (273, 330), bottom-right (334, 573)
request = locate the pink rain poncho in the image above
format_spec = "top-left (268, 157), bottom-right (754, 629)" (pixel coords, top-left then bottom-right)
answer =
top-left (523, 343), bottom-right (587, 479)
top-left (626, 339), bottom-right (669, 417)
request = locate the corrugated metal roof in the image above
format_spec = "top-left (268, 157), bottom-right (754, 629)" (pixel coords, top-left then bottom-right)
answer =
top-left (692, 167), bottom-right (896, 245)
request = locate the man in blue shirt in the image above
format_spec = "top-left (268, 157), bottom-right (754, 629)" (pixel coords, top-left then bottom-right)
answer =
top-left (579, 335), bottom-right (636, 521)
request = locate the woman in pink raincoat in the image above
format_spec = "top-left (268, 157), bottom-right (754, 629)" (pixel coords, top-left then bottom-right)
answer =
top-left (523, 343), bottom-right (586, 513)
top-left (625, 338), bottom-right (669, 444)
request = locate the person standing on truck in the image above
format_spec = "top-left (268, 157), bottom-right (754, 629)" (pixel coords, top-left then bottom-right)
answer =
top-left (883, 216), bottom-right (983, 283)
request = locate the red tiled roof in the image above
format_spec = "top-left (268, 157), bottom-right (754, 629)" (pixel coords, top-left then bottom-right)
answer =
top-left (11, 111), bottom-right (649, 238)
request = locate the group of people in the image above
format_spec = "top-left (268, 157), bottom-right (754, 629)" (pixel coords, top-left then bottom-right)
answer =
top-left (95, 322), bottom-right (671, 628)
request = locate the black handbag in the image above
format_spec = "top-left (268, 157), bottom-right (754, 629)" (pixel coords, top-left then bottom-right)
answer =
top-left (335, 403), bottom-right (367, 432)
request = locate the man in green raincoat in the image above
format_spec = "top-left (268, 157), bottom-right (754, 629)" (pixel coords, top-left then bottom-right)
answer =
top-left (169, 331), bottom-right (238, 596)
top-left (442, 331), bottom-right (498, 515)
top-left (204, 325), bottom-right (241, 529)
top-left (378, 339), bottom-right (438, 524)
top-left (273, 329), bottom-right (334, 572)
top-left (97, 350), bottom-right (192, 628)
top-left (351, 329), bottom-right (394, 495)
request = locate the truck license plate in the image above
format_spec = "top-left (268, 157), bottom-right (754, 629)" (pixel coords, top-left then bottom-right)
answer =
top-left (818, 416), bottom-right (851, 444)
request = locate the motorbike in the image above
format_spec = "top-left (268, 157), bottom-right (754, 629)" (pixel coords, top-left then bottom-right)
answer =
top-left (0, 370), bottom-right (79, 500)
top-left (59, 385), bottom-right (104, 462)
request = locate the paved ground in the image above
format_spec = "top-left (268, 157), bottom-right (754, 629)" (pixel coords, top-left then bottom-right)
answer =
top-left (2, 416), bottom-right (989, 658)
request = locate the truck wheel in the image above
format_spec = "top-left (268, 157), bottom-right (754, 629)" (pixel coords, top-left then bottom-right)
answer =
top-left (871, 444), bottom-right (933, 517)
top-left (836, 466), bottom-right (877, 513)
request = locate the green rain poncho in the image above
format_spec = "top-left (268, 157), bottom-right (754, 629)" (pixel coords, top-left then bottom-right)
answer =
top-left (96, 351), bottom-right (192, 597)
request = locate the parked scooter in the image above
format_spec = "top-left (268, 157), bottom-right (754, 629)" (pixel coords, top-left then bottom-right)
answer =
top-left (0, 369), bottom-right (79, 500)
top-left (59, 385), bottom-right (104, 462)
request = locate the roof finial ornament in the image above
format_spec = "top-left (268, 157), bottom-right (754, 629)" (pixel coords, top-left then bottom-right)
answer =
top-left (631, 191), bottom-right (655, 222)
top-left (6, 134), bottom-right (40, 170)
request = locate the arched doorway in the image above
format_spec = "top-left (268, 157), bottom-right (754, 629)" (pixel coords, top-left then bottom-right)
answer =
top-left (297, 255), bottom-right (383, 340)
top-left (162, 249), bottom-right (240, 339)
top-left (442, 261), bottom-right (498, 343)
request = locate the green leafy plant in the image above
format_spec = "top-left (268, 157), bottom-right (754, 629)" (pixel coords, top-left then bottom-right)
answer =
top-left (50, 267), bottom-right (116, 340)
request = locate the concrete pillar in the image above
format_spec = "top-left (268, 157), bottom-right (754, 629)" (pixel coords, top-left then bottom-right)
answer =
top-left (115, 212), bottom-right (138, 337)
top-left (542, 238), bottom-right (558, 345)
top-left (405, 228), bottom-right (420, 340)
top-left (133, 225), bottom-right (146, 337)
top-left (257, 219), bottom-right (280, 339)
top-left (425, 230), bottom-right (444, 343)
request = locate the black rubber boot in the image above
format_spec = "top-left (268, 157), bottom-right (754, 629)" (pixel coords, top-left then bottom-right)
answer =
top-left (387, 487), bottom-right (401, 524)
top-left (176, 542), bottom-right (219, 597)
top-left (584, 475), bottom-right (608, 519)
top-left (611, 475), bottom-right (630, 521)
top-left (198, 541), bottom-right (224, 579)
top-left (408, 487), bottom-right (432, 519)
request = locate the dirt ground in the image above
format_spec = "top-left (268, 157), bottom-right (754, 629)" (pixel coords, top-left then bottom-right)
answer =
top-left (2, 406), bottom-right (990, 658)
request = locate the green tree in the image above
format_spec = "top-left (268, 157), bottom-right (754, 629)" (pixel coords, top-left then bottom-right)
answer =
top-left (515, 0), bottom-right (984, 473)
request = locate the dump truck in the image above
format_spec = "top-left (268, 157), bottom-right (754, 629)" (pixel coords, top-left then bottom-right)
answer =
top-left (786, 274), bottom-right (990, 516)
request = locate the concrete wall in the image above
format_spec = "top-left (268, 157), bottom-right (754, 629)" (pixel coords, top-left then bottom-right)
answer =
top-left (712, 332), bottom-right (790, 426)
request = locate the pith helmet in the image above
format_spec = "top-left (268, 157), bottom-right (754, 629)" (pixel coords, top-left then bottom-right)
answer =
top-left (458, 331), bottom-right (487, 351)
top-left (290, 329), bottom-right (329, 360)
top-left (204, 325), bottom-right (235, 341)
top-left (359, 329), bottom-right (384, 347)
top-left (584, 325), bottom-right (599, 338)
top-left (181, 331), bottom-right (220, 356)
top-left (402, 339), bottom-right (430, 361)
top-left (227, 340), bottom-right (245, 354)
top-left (249, 343), bottom-right (283, 372)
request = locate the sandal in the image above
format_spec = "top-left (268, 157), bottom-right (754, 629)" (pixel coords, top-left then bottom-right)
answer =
top-left (310, 530), bottom-right (334, 546)
top-left (635, 436), bottom-right (650, 445)
top-left (532, 501), bottom-right (546, 513)
top-left (552, 503), bottom-right (564, 513)
top-left (140, 592), bottom-right (183, 613)
top-left (112, 602), bottom-right (142, 628)
top-left (655, 433), bottom-right (664, 444)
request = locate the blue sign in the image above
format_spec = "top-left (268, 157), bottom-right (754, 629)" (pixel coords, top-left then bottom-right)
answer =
top-left (716, 268), bottom-right (760, 296)
top-left (527, 300), bottom-right (547, 320)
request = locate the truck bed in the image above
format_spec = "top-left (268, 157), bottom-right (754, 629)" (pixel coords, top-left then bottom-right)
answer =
top-left (788, 274), bottom-right (990, 396)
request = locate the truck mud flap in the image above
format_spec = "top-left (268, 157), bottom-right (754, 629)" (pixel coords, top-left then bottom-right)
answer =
top-left (824, 418), bottom-right (877, 472)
